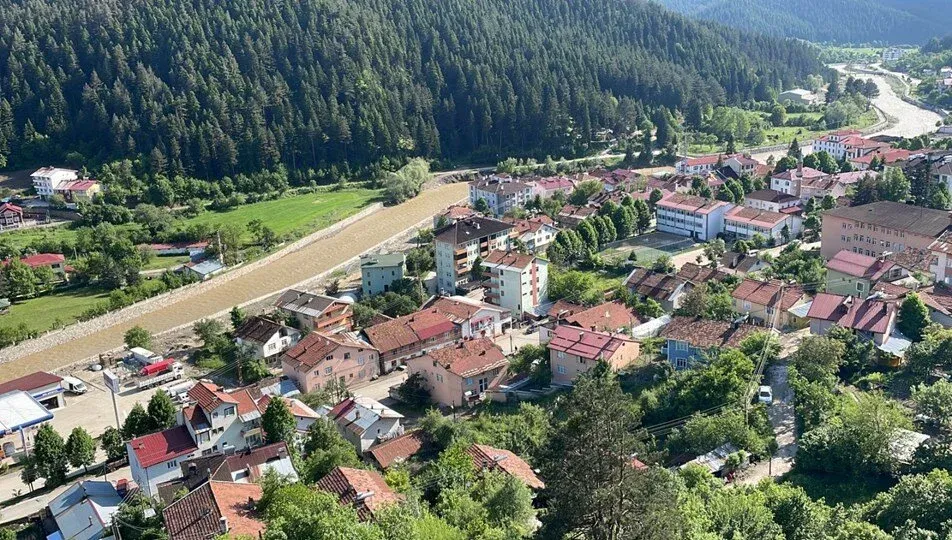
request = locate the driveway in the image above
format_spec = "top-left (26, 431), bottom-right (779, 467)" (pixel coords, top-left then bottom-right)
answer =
top-left (738, 361), bottom-right (798, 485)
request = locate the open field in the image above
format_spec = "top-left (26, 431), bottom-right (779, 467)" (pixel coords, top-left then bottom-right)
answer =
top-left (687, 109), bottom-right (879, 155)
top-left (0, 286), bottom-right (111, 334)
top-left (0, 223), bottom-right (82, 250)
top-left (142, 254), bottom-right (190, 271)
top-left (185, 188), bottom-right (381, 243)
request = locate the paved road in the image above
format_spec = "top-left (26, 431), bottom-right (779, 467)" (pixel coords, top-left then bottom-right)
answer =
top-left (738, 362), bottom-right (797, 486)
top-left (0, 183), bottom-right (468, 380)
top-left (834, 64), bottom-right (943, 139)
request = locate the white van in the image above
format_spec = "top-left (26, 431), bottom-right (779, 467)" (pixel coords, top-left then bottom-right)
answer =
top-left (62, 376), bottom-right (88, 394)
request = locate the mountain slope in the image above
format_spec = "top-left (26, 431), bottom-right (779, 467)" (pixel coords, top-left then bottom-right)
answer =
top-left (0, 0), bottom-right (821, 177)
top-left (652, 0), bottom-right (952, 44)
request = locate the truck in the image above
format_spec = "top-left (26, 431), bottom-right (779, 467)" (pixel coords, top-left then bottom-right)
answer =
top-left (129, 347), bottom-right (163, 365)
top-left (136, 360), bottom-right (184, 390)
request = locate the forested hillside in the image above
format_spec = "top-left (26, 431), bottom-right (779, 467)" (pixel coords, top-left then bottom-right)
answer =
top-left (653, 0), bottom-right (952, 45)
top-left (0, 0), bottom-right (820, 178)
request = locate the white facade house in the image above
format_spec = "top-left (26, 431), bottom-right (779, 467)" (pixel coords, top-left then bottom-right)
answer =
top-left (882, 47), bottom-right (908, 63)
top-left (30, 167), bottom-right (78, 198)
top-left (481, 250), bottom-right (549, 317)
top-left (425, 295), bottom-right (513, 338)
top-left (675, 153), bottom-right (755, 175)
top-left (318, 396), bottom-right (404, 453)
top-left (434, 217), bottom-right (513, 294)
top-left (655, 193), bottom-right (733, 241)
top-left (469, 176), bottom-right (534, 217)
top-left (127, 426), bottom-right (200, 498)
top-left (234, 316), bottom-right (301, 361)
top-left (744, 189), bottom-right (801, 213)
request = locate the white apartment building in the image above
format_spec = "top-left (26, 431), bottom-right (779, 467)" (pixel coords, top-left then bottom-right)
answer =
top-left (30, 167), bottom-right (78, 198)
top-left (434, 217), bottom-right (513, 294)
top-left (724, 206), bottom-right (801, 242)
top-left (675, 154), bottom-right (759, 176)
top-left (655, 193), bottom-right (733, 241)
top-left (469, 176), bottom-right (534, 217)
top-left (482, 250), bottom-right (549, 317)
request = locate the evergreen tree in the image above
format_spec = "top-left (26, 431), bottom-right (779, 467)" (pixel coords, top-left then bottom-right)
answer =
top-left (262, 398), bottom-right (296, 444)
top-left (147, 391), bottom-right (178, 431)
top-left (101, 427), bottom-right (126, 462)
top-left (122, 403), bottom-right (153, 439)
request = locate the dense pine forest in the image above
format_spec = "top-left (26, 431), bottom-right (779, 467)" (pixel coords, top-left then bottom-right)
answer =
top-left (0, 0), bottom-right (821, 178)
top-left (654, 0), bottom-right (952, 45)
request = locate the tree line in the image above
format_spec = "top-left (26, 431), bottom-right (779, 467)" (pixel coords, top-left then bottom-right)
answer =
top-left (0, 0), bottom-right (821, 178)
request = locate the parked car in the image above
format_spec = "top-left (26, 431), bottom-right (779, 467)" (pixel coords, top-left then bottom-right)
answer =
top-left (758, 385), bottom-right (773, 404)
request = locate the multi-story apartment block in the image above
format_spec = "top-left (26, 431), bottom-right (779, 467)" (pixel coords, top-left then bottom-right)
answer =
top-left (674, 154), bottom-right (759, 176)
top-left (655, 193), bottom-right (732, 241)
top-left (770, 165), bottom-right (829, 197)
top-left (724, 206), bottom-right (801, 242)
top-left (820, 201), bottom-right (951, 260)
top-left (30, 167), bottom-right (78, 198)
top-left (469, 175), bottom-right (534, 217)
top-left (481, 250), bottom-right (548, 317)
top-left (434, 217), bottom-right (512, 294)
top-left (813, 130), bottom-right (888, 161)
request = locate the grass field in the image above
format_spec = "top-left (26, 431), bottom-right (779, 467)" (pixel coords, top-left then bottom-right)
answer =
top-left (142, 254), bottom-right (190, 271)
top-left (687, 109), bottom-right (879, 155)
top-left (0, 224), bottom-right (81, 250)
top-left (183, 188), bottom-right (381, 243)
top-left (0, 285), bottom-right (111, 334)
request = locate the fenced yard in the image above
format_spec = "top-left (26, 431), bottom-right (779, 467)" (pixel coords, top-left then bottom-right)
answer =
top-left (601, 231), bottom-right (697, 265)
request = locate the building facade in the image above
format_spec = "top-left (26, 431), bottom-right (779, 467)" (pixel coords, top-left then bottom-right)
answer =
top-left (469, 176), bottom-right (534, 217)
top-left (481, 251), bottom-right (548, 317)
top-left (281, 331), bottom-right (379, 393)
top-left (724, 206), bottom-right (801, 242)
top-left (548, 325), bottom-right (640, 385)
top-left (655, 193), bottom-right (732, 241)
top-left (820, 201), bottom-right (951, 260)
top-left (434, 217), bottom-right (513, 294)
top-left (274, 290), bottom-right (353, 333)
top-left (360, 253), bottom-right (407, 296)
top-left (406, 338), bottom-right (509, 407)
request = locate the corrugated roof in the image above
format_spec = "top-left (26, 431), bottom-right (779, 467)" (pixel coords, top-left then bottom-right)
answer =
top-left (827, 250), bottom-right (896, 280)
top-left (547, 325), bottom-right (632, 361)
top-left (0, 371), bottom-right (61, 395)
top-left (659, 316), bottom-right (759, 349)
top-left (275, 289), bottom-right (342, 317)
top-left (128, 426), bottom-right (197, 468)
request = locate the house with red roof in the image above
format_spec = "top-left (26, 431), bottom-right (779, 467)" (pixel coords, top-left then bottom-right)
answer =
top-left (561, 301), bottom-right (644, 334)
top-left (163, 481), bottom-right (265, 540)
top-left (0, 203), bottom-right (23, 229)
top-left (368, 430), bottom-right (426, 469)
top-left (406, 337), bottom-right (509, 407)
top-left (501, 215), bottom-right (560, 253)
top-left (423, 295), bottom-right (512, 338)
top-left (315, 467), bottom-right (402, 521)
top-left (467, 443), bottom-right (544, 489)
top-left (849, 148), bottom-right (913, 171)
top-left (528, 176), bottom-right (575, 199)
top-left (624, 267), bottom-right (690, 312)
top-left (3, 253), bottom-right (68, 279)
top-left (548, 325), bottom-right (640, 385)
top-left (363, 309), bottom-right (462, 373)
top-left (825, 249), bottom-right (906, 298)
top-left (656, 193), bottom-right (733, 241)
top-left (731, 279), bottom-right (809, 329)
top-left (280, 330), bottom-right (379, 393)
top-left (659, 316), bottom-right (760, 369)
top-left (127, 426), bottom-right (200, 497)
top-left (770, 165), bottom-right (830, 198)
top-left (806, 292), bottom-right (908, 357)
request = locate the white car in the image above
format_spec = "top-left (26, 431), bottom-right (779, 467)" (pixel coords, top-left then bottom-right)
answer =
top-left (758, 385), bottom-right (773, 405)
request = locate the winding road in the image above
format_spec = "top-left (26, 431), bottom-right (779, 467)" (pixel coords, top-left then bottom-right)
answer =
top-left (0, 182), bottom-right (468, 380)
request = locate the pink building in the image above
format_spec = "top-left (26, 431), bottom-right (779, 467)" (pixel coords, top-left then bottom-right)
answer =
top-left (820, 201), bottom-right (951, 260)
top-left (280, 331), bottom-right (379, 392)
top-left (405, 338), bottom-right (508, 407)
top-left (724, 206), bottom-right (801, 242)
top-left (548, 325), bottom-right (640, 385)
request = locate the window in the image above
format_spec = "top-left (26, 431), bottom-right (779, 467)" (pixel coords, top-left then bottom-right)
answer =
top-left (167, 460), bottom-right (178, 469)
top-left (223, 406), bottom-right (235, 417)
top-left (675, 341), bottom-right (688, 352)
top-left (344, 352), bottom-right (351, 360)
top-left (557, 351), bottom-right (565, 359)
top-left (325, 366), bottom-right (333, 375)
top-left (856, 282), bottom-right (865, 293)
top-left (557, 365), bottom-right (566, 374)
top-left (465, 377), bottom-right (473, 385)
top-left (358, 356), bottom-right (365, 365)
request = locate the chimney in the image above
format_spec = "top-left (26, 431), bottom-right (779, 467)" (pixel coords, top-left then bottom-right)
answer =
top-left (579, 331), bottom-right (585, 340)
top-left (797, 160), bottom-right (803, 175)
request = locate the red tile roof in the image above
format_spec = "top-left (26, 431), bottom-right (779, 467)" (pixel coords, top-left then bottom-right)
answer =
top-left (424, 296), bottom-right (506, 322)
top-left (771, 166), bottom-right (827, 181)
top-left (731, 280), bottom-right (806, 311)
top-left (0, 203), bottom-right (22, 214)
top-left (676, 263), bottom-right (730, 284)
top-left (806, 292), bottom-right (895, 334)
top-left (827, 250), bottom-right (896, 281)
top-left (423, 338), bottom-right (508, 377)
top-left (281, 331), bottom-right (376, 370)
top-left (563, 301), bottom-right (643, 333)
top-left (548, 325), bottom-right (633, 361)
top-left (7, 253), bottom-right (66, 268)
top-left (548, 299), bottom-right (585, 319)
top-left (364, 310), bottom-right (459, 354)
top-left (315, 467), bottom-right (401, 521)
top-left (0, 371), bottom-right (62, 395)
top-left (657, 193), bottom-right (730, 215)
top-left (484, 250), bottom-right (536, 270)
top-left (467, 444), bottom-right (544, 489)
top-left (368, 430), bottom-right (426, 468)
top-left (129, 426), bottom-right (197, 468)
top-left (659, 316), bottom-right (760, 349)
top-left (62, 180), bottom-right (99, 191)
top-left (187, 381), bottom-right (239, 412)
top-left (725, 206), bottom-right (788, 228)
top-left (163, 481), bottom-right (264, 540)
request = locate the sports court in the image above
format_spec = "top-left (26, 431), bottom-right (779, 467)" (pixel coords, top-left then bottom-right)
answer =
top-left (602, 231), bottom-right (697, 263)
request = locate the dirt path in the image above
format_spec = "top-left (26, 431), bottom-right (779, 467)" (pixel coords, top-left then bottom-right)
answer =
top-left (0, 183), bottom-right (468, 380)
